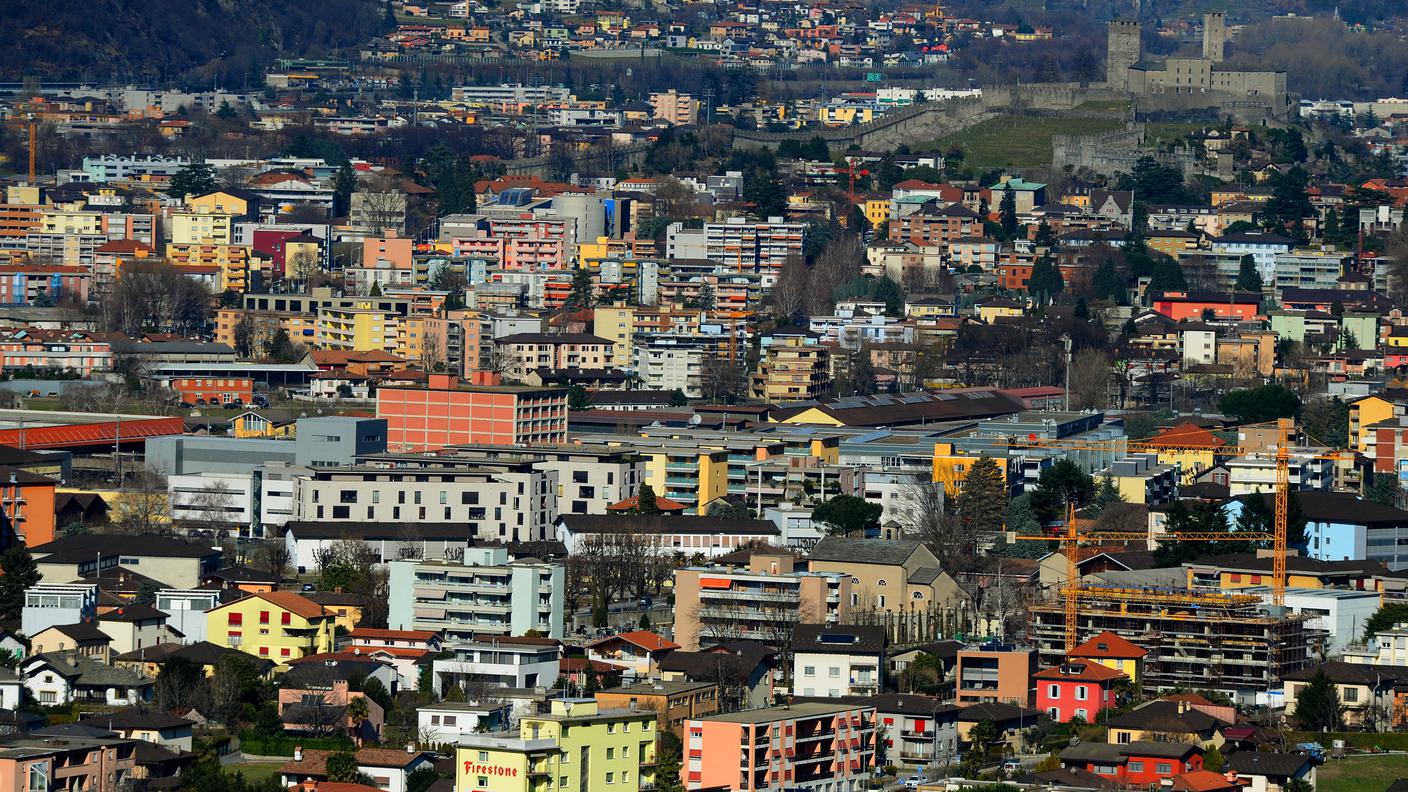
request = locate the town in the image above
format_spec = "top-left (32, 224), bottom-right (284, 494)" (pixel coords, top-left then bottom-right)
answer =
top-left (0, 2), bottom-right (1407, 792)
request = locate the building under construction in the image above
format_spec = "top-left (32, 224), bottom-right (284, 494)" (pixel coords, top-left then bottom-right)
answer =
top-left (1029, 586), bottom-right (1321, 705)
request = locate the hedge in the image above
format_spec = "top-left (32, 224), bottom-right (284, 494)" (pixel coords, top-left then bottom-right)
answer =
top-left (237, 731), bottom-right (356, 756)
top-left (1286, 731), bottom-right (1408, 752)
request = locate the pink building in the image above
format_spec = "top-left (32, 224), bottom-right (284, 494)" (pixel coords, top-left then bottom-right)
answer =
top-left (362, 231), bottom-right (414, 270)
top-left (1034, 659), bottom-right (1125, 723)
top-left (376, 373), bottom-right (567, 451)
top-left (0, 327), bottom-right (111, 374)
top-left (0, 264), bottom-right (90, 307)
top-left (685, 702), bottom-right (875, 791)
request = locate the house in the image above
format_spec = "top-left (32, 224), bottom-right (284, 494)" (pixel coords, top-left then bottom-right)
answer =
top-left (806, 537), bottom-right (970, 615)
top-left (656, 641), bottom-right (775, 712)
top-left (1067, 631), bottom-right (1147, 684)
top-left (79, 708), bottom-right (195, 751)
top-left (279, 747), bottom-right (438, 792)
top-left (29, 623), bottom-right (113, 664)
top-left (346, 628), bottom-right (443, 692)
top-left (97, 604), bottom-right (173, 656)
top-left (791, 623), bottom-right (887, 697)
top-left (29, 535), bottom-right (222, 590)
top-left (595, 679), bottom-right (720, 736)
top-left (1106, 699), bottom-right (1228, 747)
top-left (113, 639), bottom-right (277, 680)
top-left (415, 701), bottom-right (510, 745)
top-left (206, 591), bottom-right (337, 669)
top-left (1034, 659), bottom-right (1126, 723)
top-left (0, 668), bottom-right (22, 710)
top-left (1223, 752), bottom-right (1315, 792)
top-left (585, 631), bottom-right (679, 677)
top-left (955, 701), bottom-right (1042, 751)
top-left (1060, 741), bottom-right (1204, 786)
top-left (1282, 661), bottom-right (1407, 728)
top-left (954, 643), bottom-right (1037, 706)
top-left (21, 651), bottom-right (153, 706)
top-left (278, 659), bottom-right (389, 743)
top-left (867, 694), bottom-right (961, 768)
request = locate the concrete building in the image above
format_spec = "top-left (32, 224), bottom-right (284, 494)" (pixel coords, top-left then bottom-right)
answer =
top-left (751, 331), bottom-right (831, 401)
top-left (387, 545), bottom-right (565, 640)
top-left (954, 643), bottom-right (1038, 706)
top-left (21, 584), bottom-right (97, 637)
top-left (144, 416), bottom-right (387, 474)
top-left (684, 702), bottom-right (876, 792)
top-left (557, 514), bottom-right (780, 559)
top-left (430, 636), bottom-right (560, 696)
top-left (791, 624), bottom-right (887, 697)
top-left (377, 373), bottom-right (567, 451)
top-left (595, 679), bottom-right (719, 736)
top-left (672, 551), bottom-right (850, 651)
top-left (493, 333), bottom-right (614, 382)
top-left (417, 701), bottom-right (510, 745)
top-left (650, 90), bottom-right (698, 125)
top-left (154, 589), bottom-right (222, 644)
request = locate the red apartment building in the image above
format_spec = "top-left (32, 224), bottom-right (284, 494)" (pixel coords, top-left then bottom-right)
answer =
top-left (376, 373), bottom-right (567, 451)
top-left (1034, 659), bottom-right (1125, 723)
top-left (1152, 290), bottom-right (1261, 322)
top-left (1061, 741), bottom-right (1204, 786)
top-left (170, 376), bottom-right (254, 405)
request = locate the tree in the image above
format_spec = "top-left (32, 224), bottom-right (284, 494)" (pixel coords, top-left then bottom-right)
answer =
top-left (1069, 348), bottom-right (1110, 410)
top-left (1091, 258), bottom-right (1124, 303)
top-left (253, 540), bottom-right (292, 579)
top-left (265, 328), bottom-right (303, 363)
top-left (1294, 670), bottom-right (1344, 731)
top-left (1235, 256), bottom-right (1263, 293)
top-left (326, 751), bottom-right (361, 783)
top-left (998, 184), bottom-right (1019, 241)
top-left (1116, 157), bottom-right (1193, 204)
top-left (655, 732), bottom-right (684, 792)
top-left (0, 545), bottom-right (40, 633)
top-left (1261, 167), bottom-right (1313, 235)
top-left (567, 386), bottom-right (592, 411)
top-left (154, 656), bottom-right (209, 714)
top-left (347, 696), bottom-right (371, 742)
top-left (383, 0), bottom-right (397, 29)
top-left (1031, 459), bottom-right (1095, 523)
top-left (564, 269), bottom-right (595, 312)
top-left (1028, 255), bottom-right (1064, 302)
top-left (167, 163), bottom-right (217, 200)
top-left (114, 472), bottom-right (172, 537)
top-left (707, 499), bottom-right (752, 520)
top-left (1367, 474), bottom-right (1403, 508)
top-left (333, 162), bottom-right (358, 217)
top-left (1363, 601), bottom-right (1408, 640)
top-left (636, 484), bottom-right (660, 515)
top-left (847, 352), bottom-right (878, 397)
top-left (811, 494), bottom-right (883, 537)
top-left (668, 390), bottom-right (689, 407)
top-left (955, 457), bottom-right (1006, 541)
top-left (1220, 384), bottom-right (1301, 424)
top-left (743, 172), bottom-right (787, 218)
top-left (1202, 745), bottom-right (1225, 773)
top-left (1299, 397), bottom-right (1349, 448)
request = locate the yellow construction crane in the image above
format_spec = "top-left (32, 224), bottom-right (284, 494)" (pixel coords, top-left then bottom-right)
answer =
top-left (1004, 418), bottom-right (1352, 655)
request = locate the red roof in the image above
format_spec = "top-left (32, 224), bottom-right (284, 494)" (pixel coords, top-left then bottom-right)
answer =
top-left (591, 631), bottom-right (679, 653)
top-left (606, 494), bottom-right (687, 513)
top-left (0, 416), bottom-right (184, 450)
top-left (1171, 770), bottom-right (1242, 792)
top-left (247, 590), bottom-right (329, 620)
top-left (1143, 422), bottom-right (1227, 450)
top-left (1033, 658), bottom-right (1126, 683)
top-left (1069, 631), bottom-right (1148, 660)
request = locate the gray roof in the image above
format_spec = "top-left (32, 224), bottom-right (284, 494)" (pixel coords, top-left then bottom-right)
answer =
top-left (26, 652), bottom-right (152, 689)
top-left (808, 536), bottom-right (924, 565)
top-left (793, 623), bottom-right (887, 655)
top-left (1225, 752), bottom-right (1311, 778)
top-left (557, 514), bottom-right (779, 537)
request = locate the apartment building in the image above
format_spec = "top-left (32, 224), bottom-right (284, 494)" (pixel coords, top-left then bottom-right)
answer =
top-left (290, 456), bottom-right (557, 542)
top-left (170, 209), bottom-right (234, 244)
top-left (0, 735), bottom-right (139, 792)
top-left (954, 643), bottom-right (1038, 706)
top-left (672, 551), bottom-right (850, 651)
top-left (166, 243), bottom-right (250, 292)
top-left (39, 208), bottom-right (158, 247)
top-left (1103, 454), bottom-right (1178, 506)
top-left (751, 331), bottom-right (831, 401)
top-left (388, 545), bottom-right (565, 640)
top-left (455, 698), bottom-right (656, 792)
top-left (431, 636), bottom-right (561, 696)
top-left (206, 591), bottom-right (337, 669)
top-left (558, 514), bottom-right (780, 561)
top-left (1273, 248), bottom-right (1352, 291)
top-left (155, 589), bottom-right (222, 644)
top-left (684, 702), bottom-right (876, 792)
top-left (493, 333), bottom-right (614, 381)
top-left (0, 328), bottom-right (111, 375)
top-left (633, 343), bottom-right (705, 396)
top-left (649, 89), bottom-right (698, 125)
top-left (377, 373), bottom-right (567, 450)
top-left (427, 444), bottom-right (644, 516)
top-left (792, 624), bottom-right (886, 697)
top-left (21, 584), bottom-right (98, 638)
top-left (699, 217), bottom-right (806, 281)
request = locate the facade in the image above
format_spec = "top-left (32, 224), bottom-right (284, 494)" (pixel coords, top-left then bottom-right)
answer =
top-left (454, 699), bottom-right (657, 792)
top-left (432, 637), bottom-right (561, 696)
top-left (1034, 659), bottom-right (1126, 723)
top-left (595, 679), bottom-right (719, 736)
top-left (954, 644), bottom-right (1037, 706)
top-left (791, 624), bottom-right (886, 698)
top-left (387, 546), bottom-right (566, 640)
top-left (206, 591), bottom-right (337, 668)
top-left (494, 333), bottom-right (614, 381)
top-left (751, 332), bottom-right (831, 401)
top-left (21, 584), bottom-right (98, 638)
top-left (684, 702), bottom-right (876, 792)
top-left (377, 374), bottom-right (568, 450)
top-left (672, 552), bottom-right (849, 651)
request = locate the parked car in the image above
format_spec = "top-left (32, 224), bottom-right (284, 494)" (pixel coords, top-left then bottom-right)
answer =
top-left (902, 775), bottom-right (928, 788)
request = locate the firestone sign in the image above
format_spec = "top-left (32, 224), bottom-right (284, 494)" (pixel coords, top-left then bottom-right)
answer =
top-left (464, 761), bottom-right (520, 777)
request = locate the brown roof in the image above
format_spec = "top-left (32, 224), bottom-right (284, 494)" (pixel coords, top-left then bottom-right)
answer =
top-left (1033, 659), bottom-right (1126, 683)
top-left (1069, 630), bottom-right (1148, 660)
top-left (590, 631), bottom-right (679, 653)
top-left (248, 591), bottom-right (328, 620)
top-left (1143, 422), bottom-right (1226, 450)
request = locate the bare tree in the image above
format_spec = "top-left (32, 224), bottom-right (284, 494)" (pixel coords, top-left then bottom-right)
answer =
top-left (700, 355), bottom-right (745, 403)
top-left (771, 254), bottom-right (808, 323)
top-left (253, 540), bottom-right (292, 579)
top-left (420, 332), bottom-right (446, 374)
top-left (288, 249), bottom-right (321, 286)
top-left (353, 179), bottom-right (409, 235)
top-left (114, 471), bottom-right (174, 536)
top-left (1069, 348), bottom-right (1111, 410)
top-left (183, 481), bottom-right (237, 535)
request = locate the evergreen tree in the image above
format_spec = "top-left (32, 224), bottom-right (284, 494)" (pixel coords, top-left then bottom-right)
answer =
top-left (1235, 256), bottom-right (1263, 293)
top-left (1031, 459), bottom-right (1095, 523)
top-left (384, 0), bottom-right (398, 30)
top-left (637, 484), bottom-right (660, 515)
top-left (333, 162), bottom-right (358, 218)
top-left (998, 184), bottom-right (1019, 241)
top-left (956, 457), bottom-right (1007, 540)
top-left (167, 163), bottom-right (217, 200)
top-left (849, 352), bottom-right (877, 397)
top-left (1092, 259), bottom-right (1124, 303)
top-left (1294, 670), bottom-right (1344, 731)
top-left (0, 545), bottom-right (40, 634)
top-left (1028, 255), bottom-right (1064, 302)
top-left (1034, 219), bottom-right (1055, 248)
top-left (564, 269), bottom-right (595, 311)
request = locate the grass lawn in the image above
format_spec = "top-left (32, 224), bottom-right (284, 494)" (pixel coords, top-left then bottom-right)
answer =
top-left (1316, 754), bottom-right (1408, 792)
top-left (232, 763), bottom-right (285, 784)
top-left (1073, 99), bottom-right (1132, 113)
top-left (927, 115), bottom-right (1126, 171)
top-left (1144, 121), bottom-right (1207, 147)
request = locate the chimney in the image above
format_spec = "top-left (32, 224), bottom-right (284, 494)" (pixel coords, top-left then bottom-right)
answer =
top-left (406, 742), bottom-right (415, 754)
top-left (1177, 700), bottom-right (1188, 714)
top-left (302, 779), bottom-right (317, 792)
top-left (293, 746), bottom-right (303, 762)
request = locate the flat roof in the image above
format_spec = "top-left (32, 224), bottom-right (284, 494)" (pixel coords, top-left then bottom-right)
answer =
top-left (698, 701), bottom-right (868, 723)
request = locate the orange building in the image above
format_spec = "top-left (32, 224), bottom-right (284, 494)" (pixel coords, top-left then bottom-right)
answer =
top-left (685, 702), bottom-right (876, 791)
top-left (170, 376), bottom-right (254, 405)
top-left (376, 373), bottom-right (567, 451)
top-left (2, 466), bottom-right (58, 547)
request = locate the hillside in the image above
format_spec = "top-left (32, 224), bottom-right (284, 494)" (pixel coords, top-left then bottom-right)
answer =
top-left (4, 0), bottom-right (382, 82)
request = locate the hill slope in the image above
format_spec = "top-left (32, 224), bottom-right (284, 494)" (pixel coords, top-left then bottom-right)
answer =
top-left (5, 0), bottom-right (382, 82)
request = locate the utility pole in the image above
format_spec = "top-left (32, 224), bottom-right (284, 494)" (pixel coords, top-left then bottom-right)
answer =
top-left (1062, 334), bottom-right (1072, 411)
top-left (26, 113), bottom-right (37, 185)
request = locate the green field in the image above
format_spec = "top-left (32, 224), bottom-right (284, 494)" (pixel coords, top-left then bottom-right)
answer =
top-left (927, 115), bottom-right (1127, 171)
top-left (232, 763), bottom-right (285, 784)
top-left (1317, 754), bottom-right (1408, 792)
top-left (1144, 121), bottom-right (1208, 147)
top-left (1073, 99), bottom-right (1132, 113)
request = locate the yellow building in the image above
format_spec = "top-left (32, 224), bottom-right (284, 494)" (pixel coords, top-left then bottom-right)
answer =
top-left (1148, 230), bottom-right (1199, 258)
top-left (817, 105), bottom-right (875, 126)
top-left (1141, 422), bottom-right (1227, 481)
top-left (1068, 631), bottom-right (1146, 684)
top-left (205, 591), bottom-right (336, 669)
top-left (166, 242), bottom-right (250, 292)
top-left (316, 305), bottom-right (401, 353)
top-left (171, 209), bottom-right (234, 245)
top-left (976, 298), bottom-right (1024, 323)
top-left (40, 209), bottom-right (104, 236)
top-left (187, 190), bottom-right (254, 217)
top-left (456, 699), bottom-right (656, 792)
top-left (233, 409), bottom-right (298, 439)
top-left (931, 444), bottom-right (1010, 497)
top-left (637, 447), bottom-right (729, 514)
top-left (750, 333), bottom-right (831, 401)
top-left (283, 233), bottom-right (323, 280)
top-left (1348, 393), bottom-right (1408, 453)
top-left (861, 197), bottom-right (890, 229)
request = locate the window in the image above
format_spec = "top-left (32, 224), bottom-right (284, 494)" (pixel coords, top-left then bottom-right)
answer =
top-left (1075, 708), bottom-right (1087, 720)
top-left (478, 752), bottom-right (489, 762)
top-left (1344, 687), bottom-right (1359, 702)
top-left (1075, 686), bottom-right (1088, 701)
top-left (607, 748), bottom-right (615, 759)
top-left (829, 667), bottom-right (840, 678)
top-left (605, 773), bottom-right (615, 784)
top-left (804, 666), bottom-right (815, 676)
top-left (1128, 761), bottom-right (1144, 773)
top-left (1156, 763), bottom-right (1172, 775)
top-left (259, 611), bottom-right (270, 624)
top-left (228, 613), bottom-right (243, 625)
top-left (282, 612), bottom-right (291, 625)
top-left (1047, 707), bottom-right (1058, 718)
top-left (1048, 684), bottom-right (1059, 699)
top-left (477, 778), bottom-right (488, 788)
top-left (281, 648), bottom-right (291, 657)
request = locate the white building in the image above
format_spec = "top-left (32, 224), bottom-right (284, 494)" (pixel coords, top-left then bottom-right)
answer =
top-left (791, 624), bottom-right (887, 698)
top-left (555, 515), bottom-right (781, 559)
top-left (169, 472), bottom-right (255, 530)
top-left (1345, 621), bottom-right (1408, 665)
top-left (632, 344), bottom-right (703, 397)
top-left (417, 701), bottom-right (510, 744)
top-left (387, 546), bottom-right (566, 640)
top-left (1226, 454), bottom-right (1333, 496)
top-left (1244, 587), bottom-right (1380, 656)
top-left (155, 589), bottom-right (222, 644)
top-left (22, 584), bottom-right (97, 638)
top-left (430, 637), bottom-right (561, 697)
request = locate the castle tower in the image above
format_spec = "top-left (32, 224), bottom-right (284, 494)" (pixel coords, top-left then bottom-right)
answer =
top-left (1106, 19), bottom-right (1141, 91)
top-left (1203, 12), bottom-right (1225, 62)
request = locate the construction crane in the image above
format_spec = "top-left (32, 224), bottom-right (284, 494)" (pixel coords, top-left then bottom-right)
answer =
top-left (1003, 418), bottom-right (1354, 654)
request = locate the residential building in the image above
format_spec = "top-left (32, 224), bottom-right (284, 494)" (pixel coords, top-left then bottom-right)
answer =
top-left (791, 623), bottom-right (886, 697)
top-left (155, 589), bottom-right (222, 644)
top-left (493, 333), bottom-right (614, 382)
top-left (454, 698), bottom-right (657, 792)
top-left (586, 631), bottom-right (679, 677)
top-left (650, 89), bottom-right (698, 125)
top-left (377, 373), bottom-right (567, 450)
top-left (672, 551), bottom-right (850, 650)
top-left (557, 515), bottom-right (780, 559)
top-left (431, 636), bottom-right (560, 697)
top-left (684, 702), bottom-right (875, 792)
top-left (387, 545), bottom-right (565, 640)
top-left (1283, 661), bottom-right (1405, 729)
top-left (1223, 752), bottom-right (1315, 792)
top-left (1067, 631), bottom-right (1147, 684)
top-left (954, 643), bottom-right (1038, 706)
top-left (418, 701), bottom-right (510, 745)
top-left (21, 652), bottom-right (152, 706)
top-left (21, 584), bottom-right (97, 637)
top-left (281, 747), bottom-right (437, 792)
top-left (806, 537), bottom-right (969, 616)
top-left (595, 679), bottom-right (719, 736)
top-left (30, 535), bottom-right (222, 589)
top-left (868, 694), bottom-right (961, 768)
top-left (0, 733), bottom-right (140, 791)
top-left (1059, 741), bottom-right (1204, 787)
top-left (751, 330), bottom-right (831, 401)
top-left (206, 591), bottom-right (337, 668)
top-left (1034, 659), bottom-right (1126, 723)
